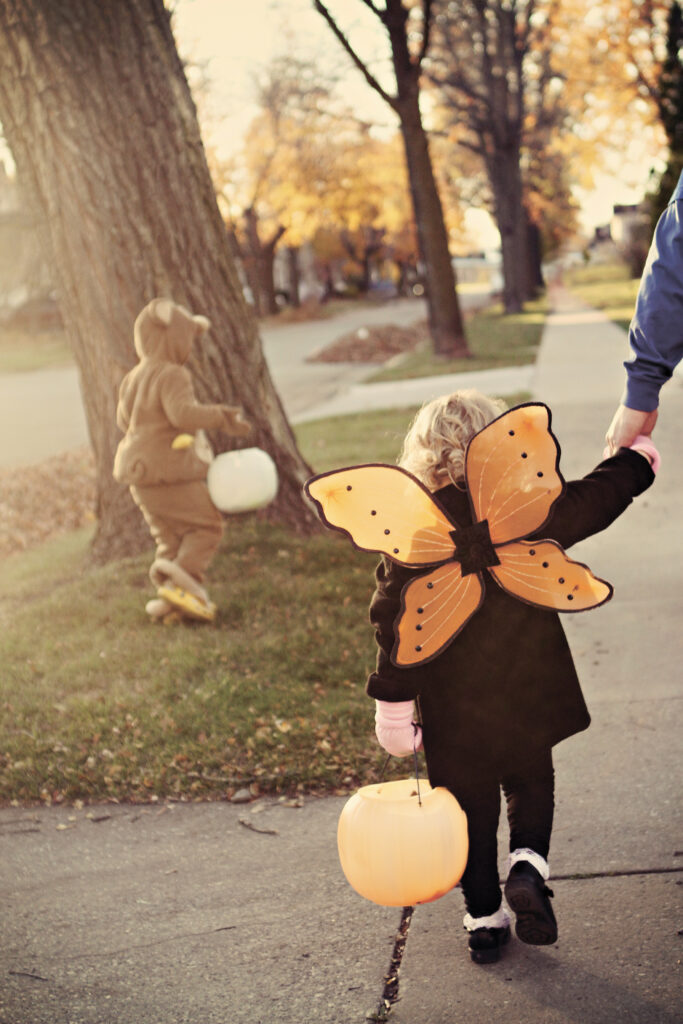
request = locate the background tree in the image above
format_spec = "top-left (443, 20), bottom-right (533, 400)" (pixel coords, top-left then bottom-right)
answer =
top-left (362, 133), bottom-right (421, 291)
top-left (647, 1), bottom-right (683, 227)
top-left (216, 54), bottom-right (360, 311)
top-left (227, 56), bottom-right (327, 314)
top-left (430, 0), bottom-right (591, 311)
top-left (0, 0), bottom-right (317, 563)
top-left (319, 131), bottom-right (419, 293)
top-left (221, 61), bottom-right (422, 304)
top-left (588, 0), bottom-right (681, 227)
top-left (314, 0), bottom-right (470, 357)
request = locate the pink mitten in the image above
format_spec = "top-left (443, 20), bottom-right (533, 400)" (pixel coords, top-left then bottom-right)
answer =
top-left (629, 434), bottom-right (661, 474)
top-left (375, 700), bottom-right (423, 758)
top-left (603, 435), bottom-right (660, 474)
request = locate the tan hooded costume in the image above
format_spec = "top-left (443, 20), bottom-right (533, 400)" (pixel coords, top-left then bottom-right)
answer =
top-left (114, 298), bottom-right (250, 619)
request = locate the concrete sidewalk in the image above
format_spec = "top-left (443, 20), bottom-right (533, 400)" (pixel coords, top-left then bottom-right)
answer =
top-left (389, 288), bottom-right (683, 1023)
top-left (1, 290), bottom-right (681, 1024)
top-left (292, 363), bottom-right (533, 423)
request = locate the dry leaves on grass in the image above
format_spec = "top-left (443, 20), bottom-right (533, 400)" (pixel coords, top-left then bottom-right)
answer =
top-left (0, 447), bottom-right (96, 558)
top-left (307, 321), bottom-right (429, 363)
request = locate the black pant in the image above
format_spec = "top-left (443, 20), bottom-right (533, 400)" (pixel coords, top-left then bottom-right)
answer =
top-left (448, 748), bottom-right (555, 919)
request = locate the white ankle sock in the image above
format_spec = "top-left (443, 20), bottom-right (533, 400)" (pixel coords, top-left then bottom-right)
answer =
top-left (463, 905), bottom-right (511, 932)
top-left (508, 847), bottom-right (549, 880)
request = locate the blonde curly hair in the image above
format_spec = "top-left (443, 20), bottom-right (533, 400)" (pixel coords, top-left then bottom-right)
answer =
top-left (399, 389), bottom-right (507, 491)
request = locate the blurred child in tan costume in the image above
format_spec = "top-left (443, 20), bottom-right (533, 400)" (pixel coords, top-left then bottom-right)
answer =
top-left (114, 298), bottom-right (250, 621)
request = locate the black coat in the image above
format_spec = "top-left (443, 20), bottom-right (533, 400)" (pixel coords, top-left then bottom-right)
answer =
top-left (366, 449), bottom-right (654, 786)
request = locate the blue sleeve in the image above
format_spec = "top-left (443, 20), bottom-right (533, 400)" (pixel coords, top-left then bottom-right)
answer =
top-left (624, 172), bottom-right (683, 411)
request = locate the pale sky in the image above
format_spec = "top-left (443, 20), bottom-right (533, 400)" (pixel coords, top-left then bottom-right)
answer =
top-left (173, 0), bottom-right (394, 157)
top-left (172, 0), bottom-right (662, 241)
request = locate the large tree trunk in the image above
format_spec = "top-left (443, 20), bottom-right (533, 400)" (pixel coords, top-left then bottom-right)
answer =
top-left (244, 206), bottom-right (285, 317)
top-left (387, 6), bottom-right (468, 357)
top-left (398, 102), bottom-right (468, 355)
top-left (0, 0), bottom-right (317, 562)
top-left (432, 2), bottom-right (544, 316)
top-left (286, 246), bottom-right (301, 308)
top-left (313, 0), bottom-right (469, 356)
top-left (488, 150), bottom-right (529, 314)
top-left (525, 214), bottom-right (545, 298)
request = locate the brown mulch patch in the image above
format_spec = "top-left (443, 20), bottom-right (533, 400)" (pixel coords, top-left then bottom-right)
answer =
top-left (307, 320), bottom-right (429, 363)
top-left (0, 447), bottom-right (96, 559)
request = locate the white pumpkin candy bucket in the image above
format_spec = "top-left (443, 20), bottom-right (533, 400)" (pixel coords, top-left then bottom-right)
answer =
top-left (337, 778), bottom-right (468, 907)
top-left (207, 447), bottom-right (278, 513)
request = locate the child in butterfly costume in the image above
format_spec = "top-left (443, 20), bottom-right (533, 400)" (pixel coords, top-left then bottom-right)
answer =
top-left (305, 391), bottom-right (659, 964)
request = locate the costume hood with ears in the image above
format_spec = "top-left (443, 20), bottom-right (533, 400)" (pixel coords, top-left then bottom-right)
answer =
top-left (133, 297), bottom-right (211, 365)
top-left (114, 296), bottom-right (250, 489)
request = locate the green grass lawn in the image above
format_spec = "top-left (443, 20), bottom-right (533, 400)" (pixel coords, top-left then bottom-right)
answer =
top-left (0, 328), bottom-right (73, 373)
top-left (0, 518), bottom-right (387, 806)
top-left (0, 407), bottom-right (427, 807)
top-left (1, 394), bottom-right (546, 808)
top-left (367, 297), bottom-right (547, 383)
top-left (564, 262), bottom-right (639, 332)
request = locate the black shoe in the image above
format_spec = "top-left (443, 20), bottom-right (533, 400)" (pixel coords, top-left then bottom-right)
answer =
top-left (467, 924), bottom-right (510, 964)
top-left (504, 861), bottom-right (558, 945)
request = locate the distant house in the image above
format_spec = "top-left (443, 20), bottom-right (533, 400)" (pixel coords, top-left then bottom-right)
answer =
top-left (610, 201), bottom-right (651, 276)
top-left (610, 203), bottom-right (650, 248)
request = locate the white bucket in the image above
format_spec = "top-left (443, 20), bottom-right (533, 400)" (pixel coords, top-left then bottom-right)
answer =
top-left (207, 447), bottom-right (279, 513)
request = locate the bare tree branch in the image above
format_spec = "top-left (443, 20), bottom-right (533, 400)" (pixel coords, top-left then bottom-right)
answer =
top-left (417, 0), bottom-right (433, 66)
top-left (312, 0), bottom-right (398, 111)
top-left (265, 223), bottom-right (287, 251)
top-left (359, 0), bottom-right (385, 18)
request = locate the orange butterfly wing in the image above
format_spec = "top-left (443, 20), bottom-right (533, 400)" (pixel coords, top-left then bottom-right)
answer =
top-left (466, 404), bottom-right (563, 545)
top-left (393, 562), bottom-right (485, 666)
top-left (306, 407), bottom-right (612, 669)
top-left (304, 465), bottom-right (456, 567)
top-left (490, 540), bottom-right (612, 611)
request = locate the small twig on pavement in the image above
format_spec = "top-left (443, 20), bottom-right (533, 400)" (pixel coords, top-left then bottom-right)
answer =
top-left (238, 818), bottom-right (279, 836)
top-left (367, 905), bottom-right (415, 1021)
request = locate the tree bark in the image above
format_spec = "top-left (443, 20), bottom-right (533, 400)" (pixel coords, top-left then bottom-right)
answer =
top-left (432, 1), bottom-right (545, 314)
top-left (525, 215), bottom-right (545, 297)
top-left (314, 0), bottom-right (469, 357)
top-left (398, 99), bottom-right (467, 352)
top-left (244, 206), bottom-right (285, 317)
top-left (0, 0), bottom-right (317, 562)
top-left (286, 246), bottom-right (301, 308)
top-left (385, 1), bottom-right (468, 356)
top-left (487, 148), bottom-right (529, 313)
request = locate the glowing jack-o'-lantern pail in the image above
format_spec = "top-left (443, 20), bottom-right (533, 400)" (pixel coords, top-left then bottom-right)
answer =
top-left (207, 447), bottom-right (278, 513)
top-left (337, 778), bottom-right (468, 907)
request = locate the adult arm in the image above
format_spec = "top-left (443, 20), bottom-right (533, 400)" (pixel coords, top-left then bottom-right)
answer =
top-left (607, 176), bottom-right (683, 449)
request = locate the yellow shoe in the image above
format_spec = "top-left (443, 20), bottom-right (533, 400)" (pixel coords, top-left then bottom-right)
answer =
top-left (157, 584), bottom-right (216, 622)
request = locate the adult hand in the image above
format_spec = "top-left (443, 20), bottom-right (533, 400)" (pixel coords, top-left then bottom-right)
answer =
top-left (605, 404), bottom-right (658, 454)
